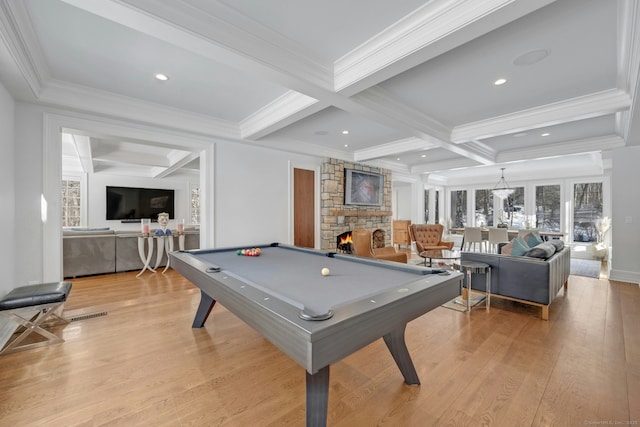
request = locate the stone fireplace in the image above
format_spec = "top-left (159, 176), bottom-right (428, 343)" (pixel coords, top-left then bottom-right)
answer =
top-left (321, 158), bottom-right (393, 251)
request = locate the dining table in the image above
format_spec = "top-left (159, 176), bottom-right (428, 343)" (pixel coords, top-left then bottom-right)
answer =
top-left (449, 227), bottom-right (565, 250)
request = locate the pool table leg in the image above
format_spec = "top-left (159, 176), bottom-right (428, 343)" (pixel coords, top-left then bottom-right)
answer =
top-left (306, 365), bottom-right (330, 427)
top-left (192, 291), bottom-right (216, 328)
top-left (383, 324), bottom-right (421, 385)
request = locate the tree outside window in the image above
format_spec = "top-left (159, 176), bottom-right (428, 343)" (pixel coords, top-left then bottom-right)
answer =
top-left (451, 190), bottom-right (467, 228)
top-left (501, 187), bottom-right (524, 228)
top-left (190, 185), bottom-right (200, 225)
top-left (424, 189), bottom-right (429, 223)
top-left (535, 185), bottom-right (561, 232)
top-left (475, 189), bottom-right (494, 227)
top-left (61, 178), bottom-right (81, 227)
top-left (573, 182), bottom-right (602, 242)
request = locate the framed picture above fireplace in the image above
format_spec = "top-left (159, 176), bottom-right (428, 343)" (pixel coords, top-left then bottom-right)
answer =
top-left (344, 169), bottom-right (384, 206)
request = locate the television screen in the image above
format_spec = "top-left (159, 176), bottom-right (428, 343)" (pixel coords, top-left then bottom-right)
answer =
top-left (344, 169), bottom-right (384, 206)
top-left (106, 186), bottom-right (175, 221)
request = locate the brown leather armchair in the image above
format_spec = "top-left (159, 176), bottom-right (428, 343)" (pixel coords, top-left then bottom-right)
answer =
top-left (409, 224), bottom-right (454, 253)
top-left (350, 229), bottom-right (408, 263)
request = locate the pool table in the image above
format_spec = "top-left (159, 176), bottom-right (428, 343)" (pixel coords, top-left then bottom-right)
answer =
top-left (170, 243), bottom-right (462, 427)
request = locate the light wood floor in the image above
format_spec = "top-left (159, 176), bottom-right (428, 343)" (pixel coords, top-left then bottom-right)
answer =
top-left (1, 267), bottom-right (638, 426)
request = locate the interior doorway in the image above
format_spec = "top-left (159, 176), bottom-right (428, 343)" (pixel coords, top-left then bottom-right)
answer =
top-left (293, 168), bottom-right (315, 248)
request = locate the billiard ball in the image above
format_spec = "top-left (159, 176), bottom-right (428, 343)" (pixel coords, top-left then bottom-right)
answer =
top-left (321, 267), bottom-right (330, 276)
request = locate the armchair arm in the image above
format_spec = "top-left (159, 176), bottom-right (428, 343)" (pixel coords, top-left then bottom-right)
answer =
top-left (373, 247), bottom-right (408, 263)
top-left (438, 241), bottom-right (455, 250)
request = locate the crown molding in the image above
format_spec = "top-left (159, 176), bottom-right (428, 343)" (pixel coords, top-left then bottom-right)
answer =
top-left (0, 0), bottom-right (48, 98)
top-left (153, 151), bottom-right (200, 179)
top-left (334, 0), bottom-right (556, 95)
top-left (410, 157), bottom-right (479, 175)
top-left (354, 137), bottom-right (436, 162)
top-left (60, 0), bottom-right (334, 98)
top-left (351, 86), bottom-right (493, 165)
top-left (352, 86), bottom-right (451, 140)
top-left (496, 135), bottom-right (625, 163)
top-left (618, 0), bottom-right (640, 144)
top-left (38, 79), bottom-right (241, 140)
top-left (452, 89), bottom-right (632, 143)
top-left (240, 91), bottom-right (324, 140)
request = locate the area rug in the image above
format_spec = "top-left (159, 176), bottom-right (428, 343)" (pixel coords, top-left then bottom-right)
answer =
top-left (441, 294), bottom-right (486, 312)
top-left (570, 258), bottom-right (601, 279)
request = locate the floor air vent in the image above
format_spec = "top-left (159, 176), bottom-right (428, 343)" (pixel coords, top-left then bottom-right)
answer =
top-left (68, 312), bottom-right (108, 322)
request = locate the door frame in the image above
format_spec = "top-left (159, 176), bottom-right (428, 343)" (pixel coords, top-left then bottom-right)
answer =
top-left (288, 161), bottom-right (320, 249)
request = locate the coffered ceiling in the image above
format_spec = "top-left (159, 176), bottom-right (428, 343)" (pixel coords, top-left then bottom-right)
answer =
top-left (1, 0), bottom-right (638, 184)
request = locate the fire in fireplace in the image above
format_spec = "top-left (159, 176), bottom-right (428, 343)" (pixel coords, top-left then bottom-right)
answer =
top-left (336, 231), bottom-right (353, 253)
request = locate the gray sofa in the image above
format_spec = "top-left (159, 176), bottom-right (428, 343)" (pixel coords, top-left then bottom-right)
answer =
top-left (460, 245), bottom-right (571, 320)
top-left (63, 229), bottom-right (200, 278)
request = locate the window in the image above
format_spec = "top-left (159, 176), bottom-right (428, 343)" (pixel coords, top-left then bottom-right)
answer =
top-left (424, 190), bottom-right (429, 223)
top-left (190, 185), bottom-right (200, 225)
top-left (501, 187), bottom-right (524, 228)
top-left (475, 189), bottom-right (494, 227)
top-left (61, 178), bottom-right (81, 227)
top-left (451, 190), bottom-right (467, 228)
top-left (535, 185), bottom-right (561, 232)
top-left (573, 182), bottom-right (602, 242)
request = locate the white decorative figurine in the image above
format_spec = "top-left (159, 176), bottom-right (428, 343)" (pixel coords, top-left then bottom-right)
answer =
top-left (155, 212), bottom-right (171, 236)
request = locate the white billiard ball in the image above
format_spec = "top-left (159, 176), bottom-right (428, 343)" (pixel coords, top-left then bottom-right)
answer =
top-left (321, 267), bottom-right (330, 276)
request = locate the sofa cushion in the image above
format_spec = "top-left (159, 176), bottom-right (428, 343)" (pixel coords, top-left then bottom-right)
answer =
top-left (511, 237), bottom-right (530, 256)
top-left (548, 239), bottom-right (565, 251)
top-left (521, 231), bottom-right (543, 247)
top-left (525, 242), bottom-right (556, 259)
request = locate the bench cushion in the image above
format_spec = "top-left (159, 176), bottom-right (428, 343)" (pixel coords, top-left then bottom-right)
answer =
top-left (0, 282), bottom-right (72, 310)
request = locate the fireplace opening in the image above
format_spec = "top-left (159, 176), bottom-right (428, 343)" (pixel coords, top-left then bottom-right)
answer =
top-left (336, 231), bottom-right (353, 253)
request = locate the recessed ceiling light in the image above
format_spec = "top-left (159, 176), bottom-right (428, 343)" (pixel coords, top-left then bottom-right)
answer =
top-left (396, 157), bottom-right (401, 161)
top-left (421, 154), bottom-right (427, 158)
top-left (155, 73), bottom-right (169, 81)
top-left (344, 144), bottom-right (349, 148)
top-left (341, 130), bottom-right (349, 135)
top-left (494, 78), bottom-right (507, 86)
top-left (541, 132), bottom-right (550, 137)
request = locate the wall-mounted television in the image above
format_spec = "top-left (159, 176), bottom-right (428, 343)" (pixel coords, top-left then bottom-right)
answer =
top-left (344, 169), bottom-right (384, 206)
top-left (106, 186), bottom-right (175, 221)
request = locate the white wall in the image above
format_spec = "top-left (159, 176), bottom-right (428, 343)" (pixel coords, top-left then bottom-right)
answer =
top-left (87, 173), bottom-right (196, 232)
top-left (0, 81), bottom-right (15, 295)
top-left (14, 102), bottom-right (45, 287)
top-left (393, 184), bottom-right (413, 221)
top-left (610, 145), bottom-right (640, 284)
top-left (213, 141), bottom-right (321, 247)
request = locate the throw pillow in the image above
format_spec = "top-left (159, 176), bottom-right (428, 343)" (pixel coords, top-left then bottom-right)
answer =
top-left (521, 231), bottom-right (543, 248)
top-left (548, 239), bottom-right (565, 251)
top-left (511, 237), bottom-right (530, 257)
top-left (525, 242), bottom-right (556, 259)
top-left (500, 240), bottom-right (513, 255)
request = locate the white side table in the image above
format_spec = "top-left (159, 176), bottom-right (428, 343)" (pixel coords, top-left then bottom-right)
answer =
top-left (153, 235), bottom-right (174, 273)
top-left (136, 236), bottom-right (155, 277)
top-left (137, 233), bottom-right (186, 276)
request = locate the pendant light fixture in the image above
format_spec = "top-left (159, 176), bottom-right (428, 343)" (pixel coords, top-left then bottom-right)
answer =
top-left (492, 167), bottom-right (514, 199)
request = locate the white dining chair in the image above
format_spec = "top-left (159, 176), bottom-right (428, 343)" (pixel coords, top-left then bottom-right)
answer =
top-left (463, 227), bottom-right (486, 252)
top-left (488, 227), bottom-right (509, 253)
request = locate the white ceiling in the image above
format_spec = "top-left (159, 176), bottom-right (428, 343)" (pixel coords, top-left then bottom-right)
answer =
top-left (1, 0), bottom-right (638, 185)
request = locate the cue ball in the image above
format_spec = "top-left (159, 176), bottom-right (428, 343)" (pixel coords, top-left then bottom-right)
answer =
top-left (321, 267), bottom-right (330, 276)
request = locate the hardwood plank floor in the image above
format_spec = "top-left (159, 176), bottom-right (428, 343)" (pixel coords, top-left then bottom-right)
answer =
top-left (0, 268), bottom-right (638, 426)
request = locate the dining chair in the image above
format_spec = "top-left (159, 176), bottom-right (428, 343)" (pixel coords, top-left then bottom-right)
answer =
top-left (463, 227), bottom-right (486, 252)
top-left (487, 227), bottom-right (509, 253)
